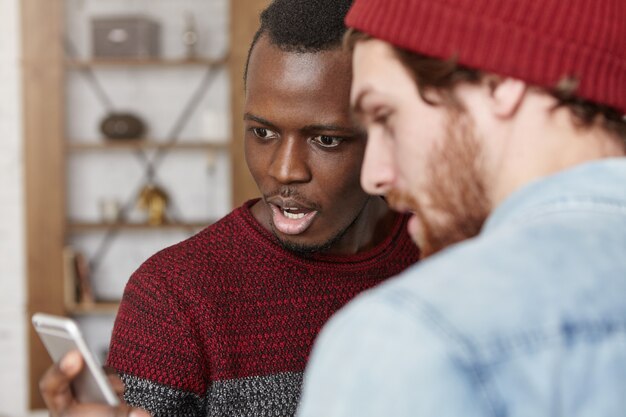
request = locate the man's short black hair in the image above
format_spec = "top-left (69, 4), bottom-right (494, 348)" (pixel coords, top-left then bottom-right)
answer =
top-left (244, 0), bottom-right (353, 85)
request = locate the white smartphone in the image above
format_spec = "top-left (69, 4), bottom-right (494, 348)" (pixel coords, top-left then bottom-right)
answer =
top-left (32, 312), bottom-right (120, 406)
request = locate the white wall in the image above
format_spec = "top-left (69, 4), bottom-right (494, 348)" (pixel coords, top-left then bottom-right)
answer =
top-left (0, 0), bottom-right (28, 414)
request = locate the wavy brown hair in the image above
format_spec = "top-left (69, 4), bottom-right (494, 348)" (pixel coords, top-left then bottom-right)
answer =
top-left (344, 29), bottom-right (626, 143)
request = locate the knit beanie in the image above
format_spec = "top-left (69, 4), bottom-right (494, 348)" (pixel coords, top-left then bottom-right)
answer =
top-left (346, 0), bottom-right (626, 115)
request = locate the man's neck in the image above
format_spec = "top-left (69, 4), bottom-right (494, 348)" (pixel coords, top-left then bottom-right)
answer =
top-left (489, 103), bottom-right (625, 208)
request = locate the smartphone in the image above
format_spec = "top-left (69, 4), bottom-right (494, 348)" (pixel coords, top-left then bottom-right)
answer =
top-left (32, 312), bottom-right (120, 405)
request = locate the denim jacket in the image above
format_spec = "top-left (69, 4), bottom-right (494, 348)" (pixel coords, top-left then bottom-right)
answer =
top-left (297, 159), bottom-right (626, 417)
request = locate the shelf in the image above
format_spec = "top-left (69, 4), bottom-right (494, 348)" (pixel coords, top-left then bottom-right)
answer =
top-left (67, 140), bottom-right (230, 152)
top-left (67, 301), bottom-right (120, 315)
top-left (66, 56), bottom-right (228, 69)
top-left (68, 221), bottom-right (212, 233)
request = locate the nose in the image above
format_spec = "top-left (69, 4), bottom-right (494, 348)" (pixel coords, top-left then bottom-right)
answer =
top-left (361, 132), bottom-right (395, 195)
top-left (268, 136), bottom-right (312, 184)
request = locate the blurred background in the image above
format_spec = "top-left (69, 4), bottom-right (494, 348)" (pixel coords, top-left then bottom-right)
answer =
top-left (0, 0), bottom-right (269, 414)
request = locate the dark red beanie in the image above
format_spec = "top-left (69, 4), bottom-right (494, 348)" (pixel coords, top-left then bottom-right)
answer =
top-left (346, 0), bottom-right (626, 114)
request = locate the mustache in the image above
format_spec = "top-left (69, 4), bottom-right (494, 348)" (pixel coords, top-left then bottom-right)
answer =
top-left (263, 187), bottom-right (320, 210)
top-left (385, 190), bottom-right (419, 213)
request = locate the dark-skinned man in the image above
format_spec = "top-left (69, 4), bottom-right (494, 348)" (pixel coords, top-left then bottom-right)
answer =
top-left (38, 1), bottom-right (419, 416)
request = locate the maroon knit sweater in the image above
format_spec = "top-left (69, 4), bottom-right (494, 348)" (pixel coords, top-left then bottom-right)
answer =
top-left (107, 200), bottom-right (419, 417)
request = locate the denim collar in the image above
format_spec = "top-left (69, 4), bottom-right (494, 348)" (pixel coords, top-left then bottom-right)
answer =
top-left (482, 158), bottom-right (626, 235)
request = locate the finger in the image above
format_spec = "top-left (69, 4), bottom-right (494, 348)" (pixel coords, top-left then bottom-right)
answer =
top-left (127, 407), bottom-right (152, 417)
top-left (63, 403), bottom-right (151, 417)
top-left (59, 350), bottom-right (85, 377)
top-left (103, 367), bottom-right (125, 397)
top-left (39, 363), bottom-right (73, 415)
top-left (39, 350), bottom-right (84, 414)
top-left (107, 373), bottom-right (125, 397)
top-left (103, 366), bottom-right (118, 376)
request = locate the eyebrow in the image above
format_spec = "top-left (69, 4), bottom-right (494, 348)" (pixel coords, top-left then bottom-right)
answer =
top-left (301, 124), bottom-right (357, 134)
top-left (351, 88), bottom-right (371, 117)
top-left (243, 113), bottom-right (279, 130)
top-left (244, 112), bottom-right (358, 135)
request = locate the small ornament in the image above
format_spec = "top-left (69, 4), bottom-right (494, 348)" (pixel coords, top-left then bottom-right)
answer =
top-left (136, 184), bottom-right (169, 225)
top-left (100, 112), bottom-right (146, 140)
top-left (182, 12), bottom-right (199, 59)
top-left (99, 198), bottom-right (122, 223)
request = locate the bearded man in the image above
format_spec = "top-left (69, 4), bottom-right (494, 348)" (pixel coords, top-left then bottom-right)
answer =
top-left (297, 0), bottom-right (626, 416)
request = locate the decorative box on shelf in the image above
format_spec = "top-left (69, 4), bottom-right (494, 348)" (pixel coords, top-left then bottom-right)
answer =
top-left (92, 15), bottom-right (161, 59)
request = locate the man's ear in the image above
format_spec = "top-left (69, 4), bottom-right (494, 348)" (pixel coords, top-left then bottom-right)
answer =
top-left (488, 77), bottom-right (527, 119)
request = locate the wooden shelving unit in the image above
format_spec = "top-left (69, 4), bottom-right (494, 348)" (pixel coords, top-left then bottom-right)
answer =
top-left (22, 0), bottom-right (266, 408)
top-left (62, 47), bottom-right (231, 323)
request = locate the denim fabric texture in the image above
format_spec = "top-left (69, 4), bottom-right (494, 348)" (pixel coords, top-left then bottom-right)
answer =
top-left (297, 159), bottom-right (626, 417)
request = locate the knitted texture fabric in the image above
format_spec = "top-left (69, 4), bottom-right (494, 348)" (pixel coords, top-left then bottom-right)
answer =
top-left (346, 0), bottom-right (626, 114)
top-left (107, 200), bottom-right (419, 417)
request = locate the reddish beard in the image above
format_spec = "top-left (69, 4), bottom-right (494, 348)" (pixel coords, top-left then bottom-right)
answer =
top-left (387, 111), bottom-right (490, 258)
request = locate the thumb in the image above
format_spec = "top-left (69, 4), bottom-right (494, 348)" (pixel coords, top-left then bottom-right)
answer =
top-left (129, 409), bottom-right (152, 417)
top-left (59, 349), bottom-right (84, 377)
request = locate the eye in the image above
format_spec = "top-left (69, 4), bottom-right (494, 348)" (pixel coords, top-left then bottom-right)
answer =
top-left (311, 135), bottom-right (343, 148)
top-left (373, 110), bottom-right (391, 126)
top-left (371, 109), bottom-right (394, 137)
top-left (251, 127), bottom-right (277, 140)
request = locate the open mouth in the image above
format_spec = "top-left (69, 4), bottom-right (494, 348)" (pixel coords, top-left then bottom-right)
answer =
top-left (269, 202), bottom-right (318, 235)
top-left (282, 207), bottom-right (307, 220)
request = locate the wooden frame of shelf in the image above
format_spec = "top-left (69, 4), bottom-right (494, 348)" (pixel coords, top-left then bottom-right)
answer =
top-left (66, 56), bottom-right (228, 68)
top-left (68, 221), bottom-right (212, 232)
top-left (67, 140), bottom-right (231, 151)
top-left (230, 0), bottom-right (270, 205)
top-left (67, 301), bottom-right (120, 315)
top-left (22, 0), bottom-right (65, 409)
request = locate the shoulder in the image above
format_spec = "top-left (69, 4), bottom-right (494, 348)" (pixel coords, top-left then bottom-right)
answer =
top-left (156, 202), bottom-right (260, 259)
top-left (126, 204), bottom-right (257, 285)
top-left (299, 286), bottom-right (488, 417)
top-left (300, 203), bottom-right (626, 416)
top-left (328, 209), bottom-right (626, 356)
top-left (297, 231), bottom-right (579, 417)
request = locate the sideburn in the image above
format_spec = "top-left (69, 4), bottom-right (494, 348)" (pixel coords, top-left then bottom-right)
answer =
top-left (389, 110), bottom-right (490, 259)
top-left (425, 110), bottom-right (490, 256)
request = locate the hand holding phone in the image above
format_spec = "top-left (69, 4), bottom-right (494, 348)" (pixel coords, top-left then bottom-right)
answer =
top-left (32, 312), bottom-right (120, 405)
